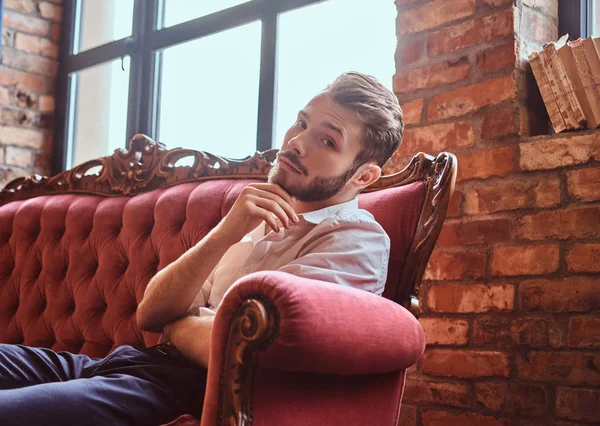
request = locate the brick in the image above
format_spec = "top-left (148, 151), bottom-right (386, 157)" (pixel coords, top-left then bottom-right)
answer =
top-left (13, 88), bottom-right (38, 109)
top-left (428, 75), bottom-right (517, 120)
top-left (5, 146), bottom-right (32, 168)
top-left (398, 404), bottom-right (417, 426)
top-left (511, 316), bottom-right (566, 348)
top-left (476, 382), bottom-right (547, 416)
top-left (491, 245), bottom-right (559, 276)
top-left (567, 244), bottom-right (600, 272)
top-left (457, 146), bottom-right (515, 182)
top-left (437, 217), bottom-right (511, 247)
top-left (401, 98), bottom-right (423, 125)
top-left (50, 22), bottom-right (61, 43)
top-left (568, 317), bottom-right (600, 348)
top-left (423, 349), bottom-right (510, 378)
top-left (523, 0), bottom-right (558, 17)
top-left (5, 0), bottom-right (36, 14)
top-left (521, 7), bottom-right (557, 44)
top-left (395, 121), bottom-right (475, 157)
top-left (395, 38), bottom-right (423, 66)
top-left (447, 190), bottom-right (462, 217)
top-left (422, 410), bottom-right (509, 426)
top-left (473, 316), bottom-right (512, 347)
top-left (0, 167), bottom-right (26, 184)
top-left (556, 387), bottom-right (600, 423)
top-left (428, 283), bottom-right (514, 313)
top-left (477, 42), bottom-right (516, 73)
top-left (0, 87), bottom-right (10, 105)
top-left (519, 132), bottom-right (600, 170)
top-left (517, 351), bottom-right (600, 385)
top-left (482, 106), bottom-right (516, 139)
top-left (519, 277), bottom-right (600, 313)
top-left (427, 9), bottom-right (514, 56)
top-left (0, 108), bottom-right (37, 127)
top-left (420, 317), bottom-right (469, 345)
top-left (3, 10), bottom-right (50, 36)
top-left (567, 167), bottom-right (600, 202)
top-left (38, 2), bottom-right (62, 22)
top-left (516, 207), bottom-right (600, 240)
top-left (465, 175), bottom-right (560, 215)
top-left (423, 250), bottom-right (487, 280)
top-left (394, 60), bottom-right (471, 94)
top-left (395, 0), bottom-right (421, 5)
top-left (38, 95), bottom-right (54, 112)
top-left (0, 126), bottom-right (44, 149)
top-left (0, 67), bottom-right (45, 92)
top-left (15, 33), bottom-right (58, 58)
top-left (2, 48), bottom-right (57, 77)
top-left (404, 376), bottom-right (471, 407)
top-left (399, 0), bottom-right (476, 34)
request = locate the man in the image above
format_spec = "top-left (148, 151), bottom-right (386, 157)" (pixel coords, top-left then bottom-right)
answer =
top-left (0, 72), bottom-right (404, 425)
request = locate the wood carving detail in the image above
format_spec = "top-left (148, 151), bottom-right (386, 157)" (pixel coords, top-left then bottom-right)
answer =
top-left (0, 135), bottom-right (278, 206)
top-left (220, 298), bottom-right (277, 426)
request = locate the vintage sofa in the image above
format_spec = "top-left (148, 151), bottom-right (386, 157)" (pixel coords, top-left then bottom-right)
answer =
top-left (0, 135), bottom-right (456, 426)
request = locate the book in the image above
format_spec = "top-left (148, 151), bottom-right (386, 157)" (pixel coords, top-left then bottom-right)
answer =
top-left (540, 44), bottom-right (576, 129)
top-left (581, 37), bottom-right (600, 128)
top-left (530, 51), bottom-right (567, 132)
top-left (559, 40), bottom-right (600, 128)
top-left (543, 42), bottom-right (586, 129)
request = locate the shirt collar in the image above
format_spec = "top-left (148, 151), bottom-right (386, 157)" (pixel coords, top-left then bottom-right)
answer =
top-left (247, 197), bottom-right (359, 243)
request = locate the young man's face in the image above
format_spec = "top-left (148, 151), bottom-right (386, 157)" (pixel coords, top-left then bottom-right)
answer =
top-left (268, 93), bottom-right (366, 202)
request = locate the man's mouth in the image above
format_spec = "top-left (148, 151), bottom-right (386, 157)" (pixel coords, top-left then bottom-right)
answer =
top-left (278, 156), bottom-right (304, 175)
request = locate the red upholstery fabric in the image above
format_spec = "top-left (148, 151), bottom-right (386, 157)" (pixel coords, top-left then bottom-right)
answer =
top-left (0, 180), bottom-right (252, 357)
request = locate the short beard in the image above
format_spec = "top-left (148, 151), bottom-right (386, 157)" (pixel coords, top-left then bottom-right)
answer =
top-left (268, 160), bottom-right (361, 202)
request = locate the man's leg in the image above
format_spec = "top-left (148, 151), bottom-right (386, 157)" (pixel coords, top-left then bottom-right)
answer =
top-left (0, 344), bottom-right (206, 426)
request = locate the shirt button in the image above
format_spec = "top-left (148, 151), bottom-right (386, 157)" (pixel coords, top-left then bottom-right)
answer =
top-left (244, 266), bottom-right (251, 273)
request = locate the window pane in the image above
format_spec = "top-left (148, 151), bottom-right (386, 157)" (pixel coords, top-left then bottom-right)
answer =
top-left (70, 58), bottom-right (131, 168)
top-left (275, 0), bottom-right (396, 148)
top-left (76, 0), bottom-right (134, 53)
top-left (162, 0), bottom-right (252, 28)
top-left (158, 22), bottom-right (261, 158)
top-left (592, 0), bottom-right (599, 36)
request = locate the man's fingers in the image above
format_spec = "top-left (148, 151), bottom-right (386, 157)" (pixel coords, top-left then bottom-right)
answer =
top-left (245, 186), bottom-right (299, 223)
top-left (249, 195), bottom-right (291, 228)
top-left (247, 183), bottom-right (294, 206)
top-left (249, 204), bottom-right (280, 233)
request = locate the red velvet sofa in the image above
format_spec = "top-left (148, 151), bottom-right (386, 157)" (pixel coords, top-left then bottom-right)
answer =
top-left (0, 135), bottom-right (456, 425)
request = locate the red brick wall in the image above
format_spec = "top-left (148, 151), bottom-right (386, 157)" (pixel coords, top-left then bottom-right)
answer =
top-left (0, 0), bottom-right (61, 183)
top-left (386, 1), bottom-right (600, 425)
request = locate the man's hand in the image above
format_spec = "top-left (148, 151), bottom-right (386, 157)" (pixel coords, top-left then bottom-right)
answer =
top-left (215, 183), bottom-right (299, 245)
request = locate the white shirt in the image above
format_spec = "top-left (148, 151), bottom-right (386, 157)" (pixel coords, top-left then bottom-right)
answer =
top-left (187, 198), bottom-right (390, 315)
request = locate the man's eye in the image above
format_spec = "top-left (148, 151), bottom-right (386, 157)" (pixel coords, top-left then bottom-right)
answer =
top-left (324, 139), bottom-right (335, 149)
top-left (296, 119), bottom-right (307, 129)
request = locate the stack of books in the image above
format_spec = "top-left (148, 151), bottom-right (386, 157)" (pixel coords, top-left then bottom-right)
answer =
top-left (529, 35), bottom-right (600, 133)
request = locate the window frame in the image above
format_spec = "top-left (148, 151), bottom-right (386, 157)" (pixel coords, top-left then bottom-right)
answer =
top-left (53, 0), bottom-right (326, 174)
top-left (558, 0), bottom-right (596, 40)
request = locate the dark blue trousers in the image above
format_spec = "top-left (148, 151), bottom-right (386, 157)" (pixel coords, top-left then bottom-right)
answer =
top-left (0, 343), bottom-right (206, 426)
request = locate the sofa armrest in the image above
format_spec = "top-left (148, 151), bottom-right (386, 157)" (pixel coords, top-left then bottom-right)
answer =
top-left (222, 270), bottom-right (425, 375)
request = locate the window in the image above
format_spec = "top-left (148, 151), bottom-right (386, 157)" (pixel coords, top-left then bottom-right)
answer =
top-left (54, 0), bottom-right (395, 172)
top-left (559, 0), bottom-right (599, 39)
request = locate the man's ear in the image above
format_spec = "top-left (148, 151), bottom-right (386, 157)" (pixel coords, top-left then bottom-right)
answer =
top-left (353, 163), bottom-right (381, 189)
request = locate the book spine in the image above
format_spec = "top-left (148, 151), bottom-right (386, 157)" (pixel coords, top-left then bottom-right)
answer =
top-left (545, 43), bottom-right (586, 128)
top-left (529, 51), bottom-right (566, 133)
top-left (572, 41), bottom-right (600, 128)
top-left (540, 47), bottom-right (573, 130)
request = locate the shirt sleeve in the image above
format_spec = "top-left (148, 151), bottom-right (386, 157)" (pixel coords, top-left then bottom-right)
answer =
top-left (276, 218), bottom-right (390, 296)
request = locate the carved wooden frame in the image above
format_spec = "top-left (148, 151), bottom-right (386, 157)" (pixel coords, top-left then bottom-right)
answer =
top-left (0, 135), bottom-right (457, 425)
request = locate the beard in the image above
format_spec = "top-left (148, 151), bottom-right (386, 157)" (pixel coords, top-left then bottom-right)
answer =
top-left (268, 154), bottom-right (360, 202)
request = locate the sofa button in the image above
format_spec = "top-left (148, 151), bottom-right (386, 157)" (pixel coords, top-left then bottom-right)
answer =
top-left (244, 265), bottom-right (251, 273)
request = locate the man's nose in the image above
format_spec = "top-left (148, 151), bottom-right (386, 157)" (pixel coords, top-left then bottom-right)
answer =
top-left (287, 134), bottom-right (306, 156)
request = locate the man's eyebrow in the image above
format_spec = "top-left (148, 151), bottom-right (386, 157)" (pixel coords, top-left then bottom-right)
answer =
top-left (298, 110), bottom-right (344, 139)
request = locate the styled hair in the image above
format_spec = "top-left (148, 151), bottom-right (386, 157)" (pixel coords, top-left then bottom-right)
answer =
top-left (321, 72), bottom-right (404, 168)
